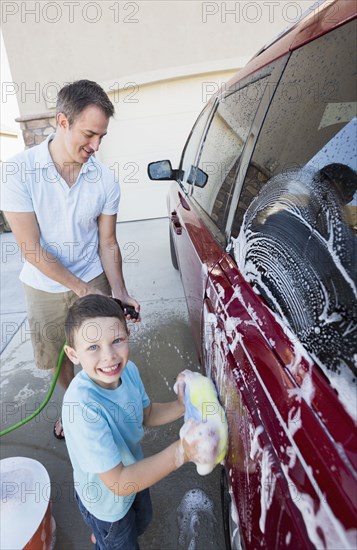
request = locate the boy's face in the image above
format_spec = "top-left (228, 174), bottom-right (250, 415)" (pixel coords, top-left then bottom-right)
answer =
top-left (65, 317), bottom-right (129, 390)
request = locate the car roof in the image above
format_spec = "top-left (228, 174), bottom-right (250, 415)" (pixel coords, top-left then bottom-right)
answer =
top-left (224, 0), bottom-right (356, 91)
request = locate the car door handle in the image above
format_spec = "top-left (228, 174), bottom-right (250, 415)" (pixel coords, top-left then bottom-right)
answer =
top-left (178, 192), bottom-right (190, 211)
top-left (170, 211), bottom-right (182, 235)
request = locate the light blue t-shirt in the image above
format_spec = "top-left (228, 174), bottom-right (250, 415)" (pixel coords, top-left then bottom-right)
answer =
top-left (62, 361), bottom-right (150, 521)
top-left (0, 134), bottom-right (120, 292)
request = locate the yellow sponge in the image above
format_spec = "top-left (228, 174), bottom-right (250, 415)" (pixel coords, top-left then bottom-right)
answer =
top-left (175, 370), bottom-right (228, 475)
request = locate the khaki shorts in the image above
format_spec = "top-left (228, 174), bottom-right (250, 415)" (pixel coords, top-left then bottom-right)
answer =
top-left (23, 272), bottom-right (111, 370)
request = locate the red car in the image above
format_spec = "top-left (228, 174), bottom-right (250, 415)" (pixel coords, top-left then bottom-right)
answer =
top-left (149, 1), bottom-right (357, 547)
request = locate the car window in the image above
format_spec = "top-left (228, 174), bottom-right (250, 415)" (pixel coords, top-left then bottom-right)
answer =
top-left (191, 77), bottom-right (269, 233)
top-left (179, 105), bottom-right (214, 191)
top-left (230, 19), bottom-right (357, 417)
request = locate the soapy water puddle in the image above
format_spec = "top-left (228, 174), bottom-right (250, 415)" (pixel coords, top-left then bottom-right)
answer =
top-left (177, 489), bottom-right (216, 550)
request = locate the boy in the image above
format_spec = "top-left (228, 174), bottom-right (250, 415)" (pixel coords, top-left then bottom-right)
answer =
top-left (62, 294), bottom-right (201, 549)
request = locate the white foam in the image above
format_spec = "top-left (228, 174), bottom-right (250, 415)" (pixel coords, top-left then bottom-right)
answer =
top-left (231, 167), bottom-right (356, 420)
top-left (281, 464), bottom-right (357, 549)
top-left (259, 448), bottom-right (276, 534)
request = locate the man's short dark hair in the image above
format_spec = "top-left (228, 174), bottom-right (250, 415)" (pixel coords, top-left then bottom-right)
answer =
top-left (56, 80), bottom-right (115, 125)
top-left (65, 295), bottom-right (127, 348)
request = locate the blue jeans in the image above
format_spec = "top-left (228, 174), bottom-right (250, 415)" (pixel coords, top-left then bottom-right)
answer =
top-left (75, 489), bottom-right (152, 550)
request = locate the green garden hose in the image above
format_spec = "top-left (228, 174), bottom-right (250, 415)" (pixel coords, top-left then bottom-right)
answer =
top-left (0, 345), bottom-right (65, 437)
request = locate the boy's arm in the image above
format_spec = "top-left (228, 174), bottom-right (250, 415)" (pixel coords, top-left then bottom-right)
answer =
top-left (143, 379), bottom-right (185, 427)
top-left (143, 401), bottom-right (184, 427)
top-left (99, 441), bottom-right (185, 496)
top-left (99, 374), bottom-right (188, 495)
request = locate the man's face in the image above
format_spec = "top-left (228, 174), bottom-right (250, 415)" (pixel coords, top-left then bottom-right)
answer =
top-left (61, 105), bottom-right (110, 164)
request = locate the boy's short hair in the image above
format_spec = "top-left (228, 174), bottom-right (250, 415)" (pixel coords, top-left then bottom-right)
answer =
top-left (65, 295), bottom-right (128, 348)
top-left (56, 80), bottom-right (115, 126)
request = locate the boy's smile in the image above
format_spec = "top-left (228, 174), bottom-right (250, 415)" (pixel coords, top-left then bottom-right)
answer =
top-left (66, 316), bottom-right (129, 390)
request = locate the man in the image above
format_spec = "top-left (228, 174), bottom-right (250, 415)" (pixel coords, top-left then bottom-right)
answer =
top-left (1, 80), bottom-right (139, 438)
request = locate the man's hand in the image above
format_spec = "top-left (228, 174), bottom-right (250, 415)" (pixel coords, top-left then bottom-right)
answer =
top-left (115, 292), bottom-right (141, 322)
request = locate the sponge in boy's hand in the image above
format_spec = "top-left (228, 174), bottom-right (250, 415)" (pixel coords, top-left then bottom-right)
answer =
top-left (174, 370), bottom-right (228, 475)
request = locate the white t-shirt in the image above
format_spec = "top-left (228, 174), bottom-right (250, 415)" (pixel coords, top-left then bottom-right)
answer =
top-left (0, 134), bottom-right (120, 292)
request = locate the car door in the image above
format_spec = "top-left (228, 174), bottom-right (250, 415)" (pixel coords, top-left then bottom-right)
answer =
top-left (168, 103), bottom-right (221, 357)
top-left (169, 60), bottom-right (286, 361)
top-left (206, 18), bottom-right (357, 548)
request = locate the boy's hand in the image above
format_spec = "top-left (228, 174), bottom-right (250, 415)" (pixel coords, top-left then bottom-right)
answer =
top-left (180, 419), bottom-right (201, 462)
top-left (180, 419), bottom-right (219, 465)
top-left (174, 372), bottom-right (186, 408)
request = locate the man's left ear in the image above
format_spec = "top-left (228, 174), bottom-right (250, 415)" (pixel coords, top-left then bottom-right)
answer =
top-left (64, 344), bottom-right (80, 365)
top-left (57, 112), bottom-right (69, 130)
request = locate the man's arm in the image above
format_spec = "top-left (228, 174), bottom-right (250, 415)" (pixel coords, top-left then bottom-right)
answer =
top-left (4, 211), bottom-right (100, 297)
top-left (98, 212), bottom-right (139, 311)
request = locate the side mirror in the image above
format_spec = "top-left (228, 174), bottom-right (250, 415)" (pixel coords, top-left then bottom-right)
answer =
top-left (187, 166), bottom-right (208, 188)
top-left (148, 160), bottom-right (176, 181)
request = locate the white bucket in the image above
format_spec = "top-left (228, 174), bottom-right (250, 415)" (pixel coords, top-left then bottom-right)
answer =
top-left (0, 457), bottom-right (56, 550)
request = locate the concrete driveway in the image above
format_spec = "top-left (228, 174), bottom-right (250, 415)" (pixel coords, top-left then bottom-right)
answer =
top-left (0, 218), bottom-right (225, 550)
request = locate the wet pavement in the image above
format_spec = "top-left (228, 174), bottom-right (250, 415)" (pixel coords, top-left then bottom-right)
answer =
top-left (0, 218), bottom-right (225, 550)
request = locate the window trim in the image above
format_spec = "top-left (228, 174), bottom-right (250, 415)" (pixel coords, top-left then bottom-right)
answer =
top-left (224, 54), bottom-right (290, 239)
top-left (191, 72), bottom-right (273, 233)
top-left (178, 100), bottom-right (218, 195)
top-left (188, 64), bottom-right (282, 250)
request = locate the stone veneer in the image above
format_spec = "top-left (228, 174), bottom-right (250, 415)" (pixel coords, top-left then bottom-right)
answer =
top-left (15, 112), bottom-right (57, 149)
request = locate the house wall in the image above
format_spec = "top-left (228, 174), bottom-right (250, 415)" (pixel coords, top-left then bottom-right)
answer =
top-left (2, 0), bottom-right (308, 219)
top-left (103, 69), bottom-right (236, 221)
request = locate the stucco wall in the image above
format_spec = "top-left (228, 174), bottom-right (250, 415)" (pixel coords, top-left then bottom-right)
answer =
top-left (2, 1), bottom-right (308, 116)
top-left (100, 69), bottom-right (236, 221)
top-left (1, 0), bottom-right (309, 220)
